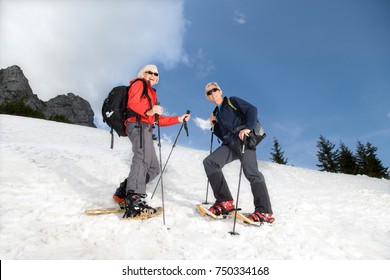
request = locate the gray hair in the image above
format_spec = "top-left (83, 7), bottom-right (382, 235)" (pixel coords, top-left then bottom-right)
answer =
top-left (137, 64), bottom-right (159, 84)
top-left (204, 81), bottom-right (222, 99)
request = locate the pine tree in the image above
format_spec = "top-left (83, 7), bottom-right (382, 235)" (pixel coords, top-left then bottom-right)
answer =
top-left (270, 137), bottom-right (288, 165)
top-left (355, 141), bottom-right (367, 175)
top-left (338, 142), bottom-right (358, 175)
top-left (356, 141), bottom-right (389, 179)
top-left (316, 135), bottom-right (338, 173)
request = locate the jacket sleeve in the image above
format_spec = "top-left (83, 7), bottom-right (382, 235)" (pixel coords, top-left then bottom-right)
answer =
top-left (230, 96), bottom-right (258, 130)
top-left (157, 115), bottom-right (180, 127)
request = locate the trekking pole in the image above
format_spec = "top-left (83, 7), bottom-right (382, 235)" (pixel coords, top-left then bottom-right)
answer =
top-left (151, 110), bottom-right (190, 199)
top-left (202, 130), bottom-right (214, 204)
top-left (229, 136), bottom-right (246, 236)
top-left (154, 102), bottom-right (167, 227)
top-left (184, 112), bottom-right (190, 137)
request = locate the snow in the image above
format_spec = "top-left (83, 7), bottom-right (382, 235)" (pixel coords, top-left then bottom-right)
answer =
top-left (1, 115), bottom-right (390, 261)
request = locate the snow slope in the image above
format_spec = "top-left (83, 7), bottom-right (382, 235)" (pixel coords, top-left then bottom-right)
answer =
top-left (0, 115), bottom-right (389, 260)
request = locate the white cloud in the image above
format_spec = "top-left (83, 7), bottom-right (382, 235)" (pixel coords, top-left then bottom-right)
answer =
top-left (190, 48), bottom-right (215, 79)
top-left (234, 11), bottom-right (247, 25)
top-left (0, 0), bottom-right (187, 119)
top-left (162, 133), bottom-right (173, 144)
top-left (194, 116), bottom-right (211, 131)
top-left (272, 122), bottom-right (303, 139)
top-left (387, 111), bottom-right (390, 118)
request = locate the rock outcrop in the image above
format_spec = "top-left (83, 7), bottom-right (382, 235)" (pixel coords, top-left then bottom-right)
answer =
top-left (0, 65), bottom-right (44, 112)
top-left (0, 65), bottom-right (96, 127)
top-left (43, 93), bottom-right (95, 127)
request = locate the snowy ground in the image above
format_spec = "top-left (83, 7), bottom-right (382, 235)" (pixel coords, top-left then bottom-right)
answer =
top-left (0, 115), bottom-right (389, 260)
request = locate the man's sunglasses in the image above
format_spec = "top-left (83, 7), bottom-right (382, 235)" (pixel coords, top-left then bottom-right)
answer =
top-left (206, 88), bottom-right (219, 96)
top-left (145, 71), bottom-right (159, 77)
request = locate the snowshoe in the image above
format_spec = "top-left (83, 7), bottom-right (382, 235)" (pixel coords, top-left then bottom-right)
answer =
top-left (123, 193), bottom-right (157, 218)
top-left (208, 200), bottom-right (235, 216)
top-left (246, 212), bottom-right (275, 224)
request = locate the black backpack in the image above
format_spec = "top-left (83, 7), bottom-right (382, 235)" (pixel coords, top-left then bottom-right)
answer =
top-left (102, 78), bottom-right (151, 148)
top-left (215, 97), bottom-right (266, 149)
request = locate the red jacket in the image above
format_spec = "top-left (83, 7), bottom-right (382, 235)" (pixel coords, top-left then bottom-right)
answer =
top-left (125, 79), bottom-right (179, 127)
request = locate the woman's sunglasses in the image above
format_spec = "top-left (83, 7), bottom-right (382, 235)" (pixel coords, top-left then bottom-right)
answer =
top-left (145, 71), bottom-right (159, 77)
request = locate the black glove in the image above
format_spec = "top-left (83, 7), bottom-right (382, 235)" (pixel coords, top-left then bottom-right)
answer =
top-left (246, 131), bottom-right (257, 150)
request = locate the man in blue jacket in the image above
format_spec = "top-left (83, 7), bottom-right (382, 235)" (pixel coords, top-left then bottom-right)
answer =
top-left (203, 82), bottom-right (274, 224)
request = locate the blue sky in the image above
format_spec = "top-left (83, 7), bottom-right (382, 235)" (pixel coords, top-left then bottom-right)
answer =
top-left (1, 0), bottom-right (389, 170)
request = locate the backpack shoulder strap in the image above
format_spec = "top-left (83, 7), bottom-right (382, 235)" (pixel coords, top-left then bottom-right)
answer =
top-left (129, 78), bottom-right (152, 110)
top-left (227, 97), bottom-right (238, 111)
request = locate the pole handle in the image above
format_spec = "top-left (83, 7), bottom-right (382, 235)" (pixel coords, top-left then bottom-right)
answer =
top-left (155, 101), bottom-right (161, 117)
top-left (183, 109), bottom-right (190, 137)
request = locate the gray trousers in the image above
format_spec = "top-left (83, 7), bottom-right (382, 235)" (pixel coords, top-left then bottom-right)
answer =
top-left (126, 122), bottom-right (160, 195)
top-left (203, 140), bottom-right (273, 213)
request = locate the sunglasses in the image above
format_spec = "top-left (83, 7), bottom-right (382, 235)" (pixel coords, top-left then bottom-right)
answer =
top-left (145, 71), bottom-right (159, 77)
top-left (206, 88), bottom-right (220, 96)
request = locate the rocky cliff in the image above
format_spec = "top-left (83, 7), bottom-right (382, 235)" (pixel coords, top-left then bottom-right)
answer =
top-left (0, 65), bottom-right (96, 128)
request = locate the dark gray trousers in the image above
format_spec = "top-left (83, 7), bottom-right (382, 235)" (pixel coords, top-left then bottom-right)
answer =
top-left (203, 140), bottom-right (273, 213)
top-left (126, 122), bottom-right (160, 195)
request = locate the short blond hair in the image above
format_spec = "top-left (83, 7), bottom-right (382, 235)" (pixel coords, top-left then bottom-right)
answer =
top-left (204, 81), bottom-right (222, 99)
top-left (137, 64), bottom-right (159, 84)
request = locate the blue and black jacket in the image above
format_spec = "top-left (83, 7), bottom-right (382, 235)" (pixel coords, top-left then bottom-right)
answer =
top-left (213, 96), bottom-right (258, 144)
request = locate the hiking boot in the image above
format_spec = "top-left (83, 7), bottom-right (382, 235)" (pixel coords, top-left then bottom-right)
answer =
top-left (247, 212), bottom-right (275, 224)
top-left (208, 200), bottom-right (235, 216)
top-left (123, 193), bottom-right (156, 218)
top-left (113, 179), bottom-right (127, 207)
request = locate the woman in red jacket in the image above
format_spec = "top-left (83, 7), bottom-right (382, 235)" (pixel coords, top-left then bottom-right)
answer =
top-left (113, 64), bottom-right (190, 218)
